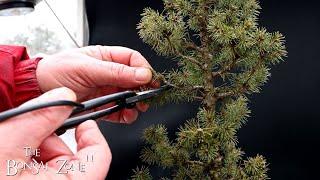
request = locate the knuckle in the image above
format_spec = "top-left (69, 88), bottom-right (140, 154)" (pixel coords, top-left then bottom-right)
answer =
top-left (96, 45), bottom-right (108, 60)
top-left (77, 130), bottom-right (94, 147)
top-left (130, 50), bottom-right (142, 60)
top-left (111, 63), bottom-right (126, 81)
top-left (133, 50), bottom-right (142, 57)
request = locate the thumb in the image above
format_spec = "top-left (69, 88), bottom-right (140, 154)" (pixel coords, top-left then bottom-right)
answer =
top-left (1, 87), bottom-right (76, 149)
top-left (78, 58), bottom-right (152, 88)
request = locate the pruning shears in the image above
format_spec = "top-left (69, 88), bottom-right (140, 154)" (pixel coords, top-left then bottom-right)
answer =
top-left (0, 85), bottom-right (172, 135)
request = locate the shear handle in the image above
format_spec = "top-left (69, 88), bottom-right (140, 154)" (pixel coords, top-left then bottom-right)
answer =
top-left (71, 91), bottom-right (136, 116)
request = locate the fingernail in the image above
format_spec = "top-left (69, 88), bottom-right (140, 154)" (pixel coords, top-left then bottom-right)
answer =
top-left (135, 68), bottom-right (152, 82)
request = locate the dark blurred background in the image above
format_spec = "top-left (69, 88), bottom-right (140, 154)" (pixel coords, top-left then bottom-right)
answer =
top-left (85, 0), bottom-right (320, 179)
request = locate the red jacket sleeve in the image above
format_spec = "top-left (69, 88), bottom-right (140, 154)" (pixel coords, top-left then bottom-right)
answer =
top-left (0, 45), bottom-right (42, 112)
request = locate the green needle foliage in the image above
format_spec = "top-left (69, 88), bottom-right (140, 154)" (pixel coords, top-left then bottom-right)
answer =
top-left (133, 0), bottom-right (286, 179)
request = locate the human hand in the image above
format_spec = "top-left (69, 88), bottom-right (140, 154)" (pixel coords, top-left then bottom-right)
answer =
top-left (0, 87), bottom-right (111, 179)
top-left (36, 46), bottom-right (153, 124)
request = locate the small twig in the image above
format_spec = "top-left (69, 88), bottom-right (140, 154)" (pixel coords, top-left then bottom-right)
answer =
top-left (216, 91), bottom-right (235, 99)
top-left (216, 54), bottom-right (265, 99)
top-left (243, 54), bottom-right (264, 85)
top-left (185, 42), bottom-right (201, 51)
top-left (165, 36), bottom-right (204, 69)
top-left (186, 160), bottom-right (205, 166)
top-left (192, 86), bottom-right (205, 90)
top-left (212, 44), bottom-right (240, 78)
top-left (193, 96), bottom-right (204, 101)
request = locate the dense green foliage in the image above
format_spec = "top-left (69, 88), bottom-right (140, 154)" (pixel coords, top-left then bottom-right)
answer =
top-left (133, 0), bottom-right (286, 179)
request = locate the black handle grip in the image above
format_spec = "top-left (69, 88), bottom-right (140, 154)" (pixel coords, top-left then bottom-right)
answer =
top-left (0, 101), bottom-right (83, 122)
top-left (56, 104), bottom-right (124, 135)
top-left (71, 91), bottom-right (136, 116)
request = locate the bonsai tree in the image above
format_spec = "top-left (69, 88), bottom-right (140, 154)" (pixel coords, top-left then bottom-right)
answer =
top-left (133, 0), bottom-right (286, 179)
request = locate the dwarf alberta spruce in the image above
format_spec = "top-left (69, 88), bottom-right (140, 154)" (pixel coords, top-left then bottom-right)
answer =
top-left (132, 0), bottom-right (286, 179)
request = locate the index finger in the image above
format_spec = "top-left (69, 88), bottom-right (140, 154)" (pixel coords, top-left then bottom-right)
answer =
top-left (77, 45), bottom-right (152, 68)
